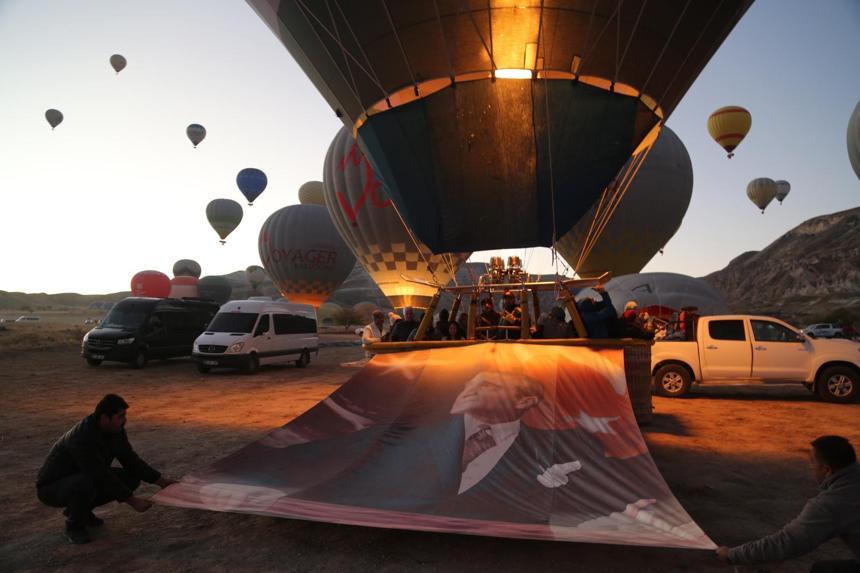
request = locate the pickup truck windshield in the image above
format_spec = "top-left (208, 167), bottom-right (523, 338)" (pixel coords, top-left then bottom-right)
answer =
top-left (207, 312), bottom-right (258, 333)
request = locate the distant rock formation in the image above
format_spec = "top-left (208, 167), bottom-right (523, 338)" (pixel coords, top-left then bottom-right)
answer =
top-left (704, 206), bottom-right (860, 325)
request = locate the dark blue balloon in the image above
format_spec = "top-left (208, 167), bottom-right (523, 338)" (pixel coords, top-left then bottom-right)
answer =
top-left (236, 168), bottom-right (268, 205)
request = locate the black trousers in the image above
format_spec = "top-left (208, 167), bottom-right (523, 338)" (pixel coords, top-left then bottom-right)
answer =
top-left (37, 468), bottom-right (140, 525)
top-left (811, 560), bottom-right (860, 573)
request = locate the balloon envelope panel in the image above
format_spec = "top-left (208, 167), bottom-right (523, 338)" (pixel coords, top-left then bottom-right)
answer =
top-left (131, 270), bottom-right (171, 298)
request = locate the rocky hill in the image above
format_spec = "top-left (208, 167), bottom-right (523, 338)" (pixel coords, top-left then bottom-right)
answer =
top-left (704, 206), bottom-right (860, 325)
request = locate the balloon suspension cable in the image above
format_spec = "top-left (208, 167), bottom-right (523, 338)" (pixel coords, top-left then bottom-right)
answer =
top-left (462, 0), bottom-right (498, 73)
top-left (576, 136), bottom-right (656, 271)
top-left (431, 0), bottom-right (456, 84)
top-left (331, 0), bottom-right (391, 105)
top-left (638, 0), bottom-right (691, 97)
top-left (390, 201), bottom-right (439, 286)
top-left (380, 0), bottom-right (420, 97)
top-left (323, 0), bottom-right (361, 105)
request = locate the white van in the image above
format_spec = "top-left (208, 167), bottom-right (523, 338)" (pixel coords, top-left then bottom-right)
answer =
top-left (192, 299), bottom-right (319, 374)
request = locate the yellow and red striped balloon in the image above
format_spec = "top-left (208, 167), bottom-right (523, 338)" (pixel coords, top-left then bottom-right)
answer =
top-left (707, 106), bottom-right (751, 158)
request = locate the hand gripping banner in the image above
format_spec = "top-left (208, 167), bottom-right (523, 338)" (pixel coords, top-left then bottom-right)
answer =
top-left (154, 344), bottom-right (714, 549)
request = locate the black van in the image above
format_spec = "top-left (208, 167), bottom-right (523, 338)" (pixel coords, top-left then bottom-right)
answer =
top-left (81, 297), bottom-right (219, 368)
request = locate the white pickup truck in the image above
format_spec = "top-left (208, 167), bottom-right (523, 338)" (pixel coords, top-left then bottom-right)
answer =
top-left (651, 315), bottom-right (860, 403)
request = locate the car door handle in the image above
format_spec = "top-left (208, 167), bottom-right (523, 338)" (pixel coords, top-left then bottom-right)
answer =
top-left (754, 346), bottom-right (766, 351)
top-left (706, 345), bottom-right (718, 350)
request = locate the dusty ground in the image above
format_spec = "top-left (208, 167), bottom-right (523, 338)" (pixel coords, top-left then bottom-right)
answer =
top-left (1, 323), bottom-right (858, 573)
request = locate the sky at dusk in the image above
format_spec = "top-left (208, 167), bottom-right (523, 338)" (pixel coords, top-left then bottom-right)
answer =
top-left (0, 0), bottom-right (858, 295)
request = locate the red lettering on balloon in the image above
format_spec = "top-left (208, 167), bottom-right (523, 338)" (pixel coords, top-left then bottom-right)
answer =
top-left (337, 142), bottom-right (392, 226)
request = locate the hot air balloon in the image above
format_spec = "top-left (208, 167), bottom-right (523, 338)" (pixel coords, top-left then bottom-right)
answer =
top-left (173, 259), bottom-right (202, 278)
top-left (236, 168), bottom-right (267, 206)
top-left (298, 181), bottom-right (325, 206)
top-left (186, 124), bottom-right (206, 148)
top-left (206, 199), bottom-right (243, 244)
top-left (246, 265), bottom-right (268, 292)
top-left (109, 54), bottom-right (127, 74)
top-left (775, 180), bottom-right (791, 204)
top-left (169, 276), bottom-right (199, 299)
top-left (45, 109), bottom-right (63, 130)
top-left (198, 276), bottom-right (232, 305)
top-left (747, 178), bottom-right (778, 214)
top-left (707, 106), bottom-right (752, 158)
top-left (324, 127), bottom-right (470, 309)
top-left (131, 270), bottom-right (171, 298)
top-left (555, 127), bottom-right (693, 277)
top-left (248, 1), bottom-right (751, 253)
top-left (848, 100), bottom-right (860, 180)
top-left (258, 204), bottom-right (356, 307)
top-left (582, 272), bottom-right (729, 318)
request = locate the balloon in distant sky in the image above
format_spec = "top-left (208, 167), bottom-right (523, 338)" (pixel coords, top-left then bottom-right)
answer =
top-left (45, 109), bottom-right (63, 130)
top-left (198, 276), bottom-right (232, 304)
top-left (298, 181), bottom-right (325, 206)
top-left (206, 199), bottom-right (243, 243)
top-left (848, 100), bottom-right (860, 180)
top-left (236, 168), bottom-right (268, 206)
top-left (131, 270), bottom-right (170, 298)
top-left (258, 204), bottom-right (355, 307)
top-left (775, 180), bottom-right (791, 204)
top-left (746, 178), bottom-right (778, 213)
top-left (109, 54), bottom-right (127, 74)
top-left (707, 106), bottom-right (751, 158)
top-left (172, 259), bottom-right (202, 278)
top-left (186, 124), bottom-right (206, 148)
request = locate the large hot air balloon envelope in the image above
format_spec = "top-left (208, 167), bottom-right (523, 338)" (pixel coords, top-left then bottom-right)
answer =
top-left (848, 100), bottom-right (860, 180)
top-left (746, 178), bottom-right (777, 213)
top-left (324, 127), bottom-right (470, 309)
top-left (45, 109), bottom-right (63, 129)
top-left (186, 124), bottom-right (206, 148)
top-left (206, 199), bottom-right (243, 243)
top-left (555, 127), bottom-right (693, 277)
top-left (248, 0), bottom-right (751, 253)
top-left (110, 54), bottom-right (127, 74)
top-left (131, 270), bottom-right (171, 298)
top-left (173, 259), bottom-right (202, 278)
top-left (198, 276), bottom-right (232, 305)
top-left (258, 204), bottom-right (356, 308)
top-left (298, 181), bottom-right (325, 206)
top-left (236, 168), bottom-right (268, 205)
top-left (707, 106), bottom-right (751, 158)
top-left (775, 180), bottom-right (791, 204)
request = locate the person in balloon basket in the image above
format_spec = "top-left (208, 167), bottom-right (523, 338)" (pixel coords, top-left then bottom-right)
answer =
top-left (498, 291), bottom-right (523, 339)
top-left (36, 394), bottom-right (176, 544)
top-left (576, 286), bottom-right (617, 338)
top-left (389, 306), bottom-right (419, 342)
top-left (716, 436), bottom-right (860, 572)
top-left (477, 298), bottom-right (501, 340)
top-left (361, 310), bottom-right (390, 358)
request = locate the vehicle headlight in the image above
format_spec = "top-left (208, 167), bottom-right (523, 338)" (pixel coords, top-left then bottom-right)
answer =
top-left (229, 342), bottom-right (244, 353)
top-left (117, 337), bottom-right (136, 345)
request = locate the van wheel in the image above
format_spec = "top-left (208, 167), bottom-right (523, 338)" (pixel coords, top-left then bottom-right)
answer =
top-left (130, 351), bottom-right (147, 369)
top-left (85, 358), bottom-right (102, 367)
top-left (196, 364), bottom-right (211, 374)
top-left (243, 354), bottom-right (260, 375)
top-left (295, 350), bottom-right (310, 368)
top-left (654, 365), bottom-right (691, 397)
top-left (816, 366), bottom-right (858, 403)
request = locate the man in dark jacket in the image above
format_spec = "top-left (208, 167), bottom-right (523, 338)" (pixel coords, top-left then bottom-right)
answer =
top-left (576, 286), bottom-right (617, 338)
top-left (717, 436), bottom-right (860, 572)
top-left (389, 307), bottom-right (419, 342)
top-left (36, 394), bottom-right (176, 544)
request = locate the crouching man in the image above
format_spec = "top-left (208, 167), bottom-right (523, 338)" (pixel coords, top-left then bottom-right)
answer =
top-left (36, 394), bottom-right (176, 544)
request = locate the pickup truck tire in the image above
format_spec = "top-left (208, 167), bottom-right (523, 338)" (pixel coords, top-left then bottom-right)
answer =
top-left (816, 366), bottom-right (858, 403)
top-left (654, 364), bottom-right (692, 397)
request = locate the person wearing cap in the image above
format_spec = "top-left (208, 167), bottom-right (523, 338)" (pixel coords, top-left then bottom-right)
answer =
top-left (477, 298), bottom-right (500, 340)
top-left (361, 309), bottom-right (389, 358)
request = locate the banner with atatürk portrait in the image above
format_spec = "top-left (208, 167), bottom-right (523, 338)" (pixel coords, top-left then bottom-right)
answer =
top-left (154, 344), bottom-right (714, 549)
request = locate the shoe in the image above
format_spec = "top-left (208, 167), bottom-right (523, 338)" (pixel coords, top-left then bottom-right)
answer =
top-left (63, 509), bottom-right (104, 527)
top-left (64, 522), bottom-right (91, 545)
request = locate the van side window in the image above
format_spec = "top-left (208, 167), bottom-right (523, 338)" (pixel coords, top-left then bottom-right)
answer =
top-left (708, 320), bottom-right (746, 341)
top-left (254, 314), bottom-right (270, 337)
top-left (273, 313), bottom-right (317, 334)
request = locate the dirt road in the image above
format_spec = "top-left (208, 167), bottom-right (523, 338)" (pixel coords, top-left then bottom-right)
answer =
top-left (1, 336), bottom-right (857, 573)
